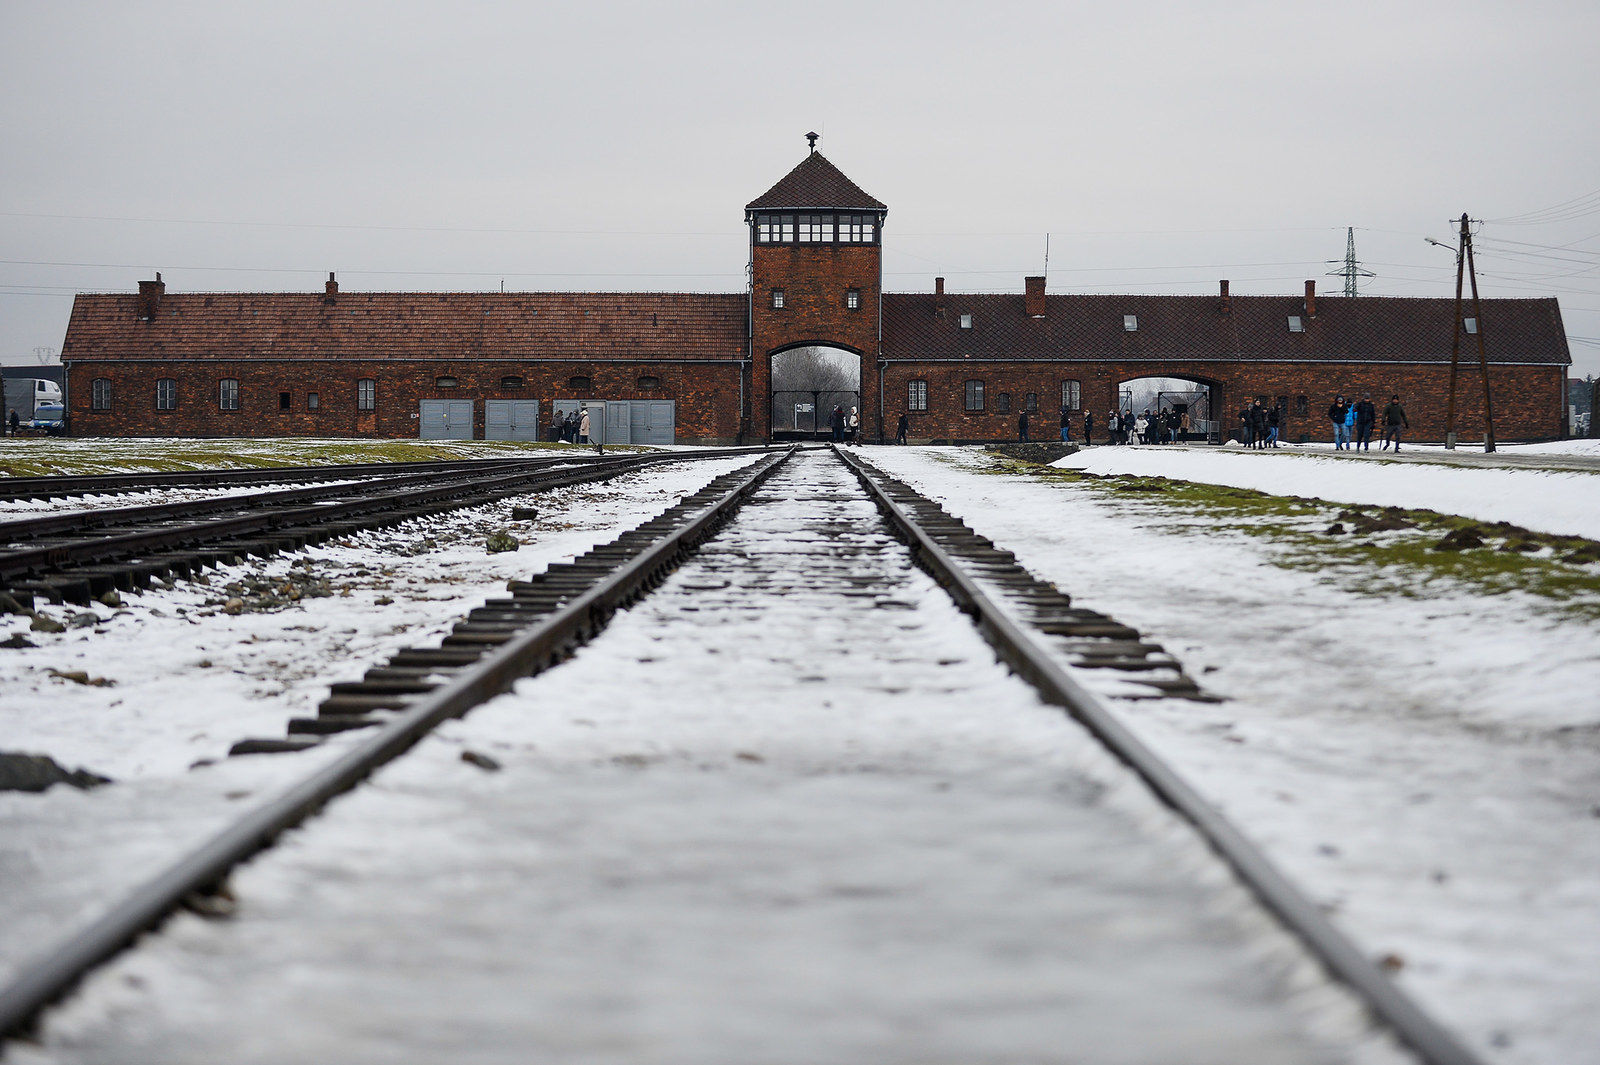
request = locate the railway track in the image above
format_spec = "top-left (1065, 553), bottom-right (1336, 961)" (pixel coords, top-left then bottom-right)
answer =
top-left (0, 449), bottom-right (769, 609)
top-left (0, 445), bottom-right (1484, 1063)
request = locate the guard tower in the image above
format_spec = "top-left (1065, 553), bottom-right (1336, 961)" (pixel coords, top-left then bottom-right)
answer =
top-left (746, 136), bottom-right (887, 440)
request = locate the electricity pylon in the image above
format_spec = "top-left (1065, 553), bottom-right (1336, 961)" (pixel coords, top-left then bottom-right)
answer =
top-left (1326, 227), bottom-right (1375, 297)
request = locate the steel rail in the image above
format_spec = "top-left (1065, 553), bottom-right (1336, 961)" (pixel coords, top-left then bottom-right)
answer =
top-left (0, 447), bottom-right (794, 1040)
top-left (0, 456), bottom-right (545, 502)
top-left (833, 446), bottom-right (1486, 1065)
top-left (0, 448), bottom-right (775, 583)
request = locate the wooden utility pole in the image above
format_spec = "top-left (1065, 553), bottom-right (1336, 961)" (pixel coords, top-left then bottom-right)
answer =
top-left (1444, 213), bottom-right (1497, 452)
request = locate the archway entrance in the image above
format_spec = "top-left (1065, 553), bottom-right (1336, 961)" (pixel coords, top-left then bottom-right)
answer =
top-left (1116, 376), bottom-right (1217, 443)
top-left (770, 346), bottom-right (862, 442)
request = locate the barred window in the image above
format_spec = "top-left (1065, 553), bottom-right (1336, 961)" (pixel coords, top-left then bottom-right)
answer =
top-left (997, 392), bottom-right (1012, 414)
top-left (636, 375), bottom-right (660, 390)
top-left (219, 378), bottom-right (240, 411)
top-left (965, 380), bottom-right (985, 412)
top-left (908, 379), bottom-right (928, 412)
top-left (156, 378), bottom-right (176, 411)
top-left (357, 378), bottom-right (376, 411)
top-left (91, 378), bottom-right (111, 410)
top-left (1061, 379), bottom-right (1081, 410)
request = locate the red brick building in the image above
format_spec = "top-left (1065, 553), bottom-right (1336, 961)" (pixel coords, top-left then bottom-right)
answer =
top-left (62, 148), bottom-right (1571, 445)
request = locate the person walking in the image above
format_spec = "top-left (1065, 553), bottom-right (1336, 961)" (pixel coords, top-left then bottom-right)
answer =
top-left (1267, 404), bottom-right (1281, 448)
top-left (895, 411), bottom-right (909, 445)
top-left (847, 405), bottom-right (860, 443)
top-left (7, 408), bottom-right (18, 437)
top-left (1082, 409), bottom-right (1093, 445)
top-left (1018, 409), bottom-right (1030, 443)
top-left (1354, 394), bottom-right (1377, 451)
top-left (1106, 410), bottom-right (1119, 444)
top-left (829, 405), bottom-right (844, 443)
top-left (1327, 395), bottom-right (1349, 449)
top-left (1381, 395), bottom-right (1409, 451)
top-left (1059, 408), bottom-right (1071, 443)
top-left (1178, 408), bottom-right (1190, 442)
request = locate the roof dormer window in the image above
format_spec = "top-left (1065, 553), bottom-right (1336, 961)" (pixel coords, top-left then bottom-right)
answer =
top-left (1123, 314), bottom-right (1138, 331)
top-left (960, 312), bottom-right (973, 329)
top-left (1464, 317), bottom-right (1478, 334)
top-left (1288, 316), bottom-right (1304, 333)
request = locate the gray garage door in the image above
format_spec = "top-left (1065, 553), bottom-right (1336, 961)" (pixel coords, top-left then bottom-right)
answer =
top-left (419, 399), bottom-right (474, 440)
top-left (485, 400), bottom-right (540, 441)
top-left (631, 400), bottom-right (675, 445)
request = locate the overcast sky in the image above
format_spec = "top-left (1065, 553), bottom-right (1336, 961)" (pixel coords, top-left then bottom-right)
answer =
top-left (4, 0), bottom-right (1597, 375)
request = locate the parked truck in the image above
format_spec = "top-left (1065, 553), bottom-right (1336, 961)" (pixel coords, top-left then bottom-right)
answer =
top-left (3, 377), bottom-right (64, 434)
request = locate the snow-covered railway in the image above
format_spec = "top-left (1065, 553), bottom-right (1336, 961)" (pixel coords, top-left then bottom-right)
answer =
top-left (0, 446), bottom-right (1491, 1064)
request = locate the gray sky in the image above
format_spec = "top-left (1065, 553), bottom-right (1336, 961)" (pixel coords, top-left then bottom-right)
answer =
top-left (4, 0), bottom-right (1598, 375)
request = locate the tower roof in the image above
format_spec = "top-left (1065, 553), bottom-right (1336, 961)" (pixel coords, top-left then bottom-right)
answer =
top-left (746, 151), bottom-right (886, 212)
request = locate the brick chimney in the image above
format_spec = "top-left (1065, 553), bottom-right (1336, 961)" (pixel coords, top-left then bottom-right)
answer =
top-left (1219, 279), bottom-right (1232, 315)
top-left (1304, 279), bottom-right (1317, 318)
top-left (137, 272), bottom-right (165, 321)
top-left (325, 271), bottom-right (339, 296)
top-left (1024, 276), bottom-right (1046, 318)
top-left (935, 276), bottom-right (946, 317)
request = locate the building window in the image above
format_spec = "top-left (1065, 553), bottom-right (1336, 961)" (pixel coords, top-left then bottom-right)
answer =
top-left (1295, 395), bottom-right (1309, 415)
top-left (838, 214), bottom-right (876, 243)
top-left (219, 379), bottom-right (240, 411)
top-left (500, 375), bottom-right (524, 389)
top-left (1276, 396), bottom-right (1288, 415)
top-left (771, 289), bottom-right (785, 309)
top-left (155, 378), bottom-right (176, 411)
top-left (308, 392), bottom-right (320, 410)
top-left (91, 378), bottom-right (111, 410)
top-left (357, 378), bottom-right (376, 411)
top-left (846, 288), bottom-right (861, 310)
top-left (755, 213), bottom-right (795, 243)
top-left (965, 380), bottom-right (985, 411)
top-left (435, 375), bottom-right (458, 389)
top-left (1288, 315), bottom-right (1304, 333)
top-left (1061, 379), bottom-right (1081, 410)
top-left (1025, 392), bottom-right (1038, 413)
top-left (569, 375), bottom-right (592, 391)
top-left (997, 392), bottom-right (1012, 414)
top-left (636, 375), bottom-right (660, 390)
top-left (797, 214), bottom-right (833, 242)
top-left (908, 379), bottom-right (928, 412)
top-left (1123, 314), bottom-right (1138, 331)
top-left (278, 391), bottom-right (291, 410)
top-left (1464, 317), bottom-right (1478, 334)
top-left (959, 312), bottom-right (973, 329)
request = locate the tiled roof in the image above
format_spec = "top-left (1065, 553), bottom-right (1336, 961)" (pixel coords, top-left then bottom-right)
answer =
top-left (881, 293), bottom-right (1572, 366)
top-left (62, 291), bottom-right (748, 361)
top-left (746, 152), bottom-right (887, 212)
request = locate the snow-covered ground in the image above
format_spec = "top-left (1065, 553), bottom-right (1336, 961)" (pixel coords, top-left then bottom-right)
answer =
top-left (0, 455), bottom-right (763, 990)
top-left (865, 445), bottom-right (1600, 1065)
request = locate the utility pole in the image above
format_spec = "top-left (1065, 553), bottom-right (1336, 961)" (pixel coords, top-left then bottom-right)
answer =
top-left (1326, 227), bottom-right (1374, 297)
top-left (1444, 213), bottom-right (1497, 452)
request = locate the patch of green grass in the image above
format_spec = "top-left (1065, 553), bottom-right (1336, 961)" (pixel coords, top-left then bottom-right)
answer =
top-left (999, 457), bottom-right (1600, 620)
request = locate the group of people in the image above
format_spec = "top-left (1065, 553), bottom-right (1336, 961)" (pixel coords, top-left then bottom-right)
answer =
top-left (552, 408), bottom-right (592, 444)
top-left (1237, 399), bottom-right (1282, 448)
top-left (829, 404), bottom-right (860, 442)
top-left (1328, 393), bottom-right (1409, 451)
top-left (1099, 407), bottom-right (1188, 445)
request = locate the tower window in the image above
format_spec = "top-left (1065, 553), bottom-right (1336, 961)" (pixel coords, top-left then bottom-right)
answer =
top-left (756, 214), bottom-right (796, 243)
top-left (771, 289), bottom-right (785, 309)
top-left (965, 380), bottom-right (985, 411)
top-left (908, 379), bottom-right (928, 412)
top-left (156, 378), bottom-right (176, 410)
top-left (798, 214), bottom-right (833, 242)
top-left (846, 289), bottom-right (861, 310)
top-left (839, 214), bottom-right (876, 243)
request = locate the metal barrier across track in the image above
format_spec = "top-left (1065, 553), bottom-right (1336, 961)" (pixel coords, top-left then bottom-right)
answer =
top-left (832, 444), bottom-right (1485, 1065)
top-left (0, 446), bottom-right (796, 1039)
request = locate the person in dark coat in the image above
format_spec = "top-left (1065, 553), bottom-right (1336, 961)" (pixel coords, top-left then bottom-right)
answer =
top-left (896, 411), bottom-right (909, 445)
top-left (1267, 404), bottom-right (1281, 447)
top-left (1082, 410), bottom-right (1093, 445)
top-left (829, 405), bottom-right (844, 442)
top-left (1354, 394), bottom-right (1377, 451)
top-left (1327, 395), bottom-right (1349, 449)
top-left (1018, 409), bottom-right (1030, 442)
top-left (1381, 395), bottom-right (1410, 451)
top-left (7, 409), bottom-right (18, 437)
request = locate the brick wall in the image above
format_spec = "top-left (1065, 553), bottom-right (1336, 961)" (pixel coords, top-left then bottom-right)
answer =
top-left (883, 360), bottom-right (1566, 444)
top-left (750, 242), bottom-right (881, 440)
top-left (66, 359), bottom-right (746, 444)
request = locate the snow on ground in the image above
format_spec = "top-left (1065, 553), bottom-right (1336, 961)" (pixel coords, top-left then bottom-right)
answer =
top-left (0, 453), bottom-right (763, 991)
top-left (865, 445), bottom-right (1600, 1065)
top-left (1053, 444), bottom-right (1600, 540)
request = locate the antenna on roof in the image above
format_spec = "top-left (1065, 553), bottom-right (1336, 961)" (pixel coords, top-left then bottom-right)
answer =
top-left (1043, 233), bottom-right (1050, 280)
top-left (806, 131), bottom-right (819, 153)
